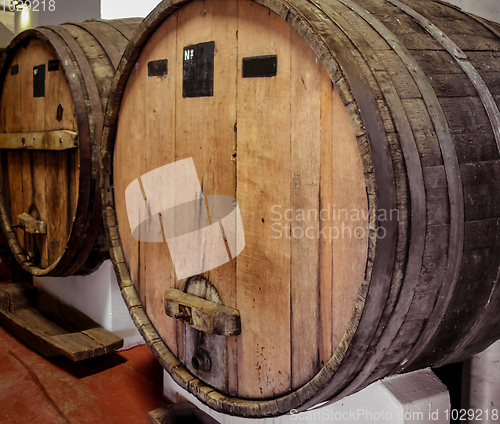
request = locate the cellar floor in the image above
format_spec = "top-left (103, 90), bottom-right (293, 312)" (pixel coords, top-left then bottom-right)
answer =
top-left (0, 265), bottom-right (167, 424)
top-left (0, 323), bottom-right (167, 424)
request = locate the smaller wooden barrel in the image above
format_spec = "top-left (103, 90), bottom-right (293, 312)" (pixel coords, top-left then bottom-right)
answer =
top-left (0, 18), bottom-right (141, 276)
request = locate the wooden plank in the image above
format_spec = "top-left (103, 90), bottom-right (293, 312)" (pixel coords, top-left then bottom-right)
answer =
top-left (427, 73), bottom-right (477, 97)
top-left (20, 150), bottom-right (33, 252)
top-left (439, 97), bottom-right (496, 164)
top-left (148, 403), bottom-right (221, 424)
top-left (206, 0), bottom-right (239, 396)
top-left (289, 27), bottom-right (322, 390)
top-left (0, 130), bottom-right (78, 150)
top-left (80, 327), bottom-right (124, 353)
top-left (32, 152), bottom-right (48, 268)
top-left (164, 289), bottom-right (241, 336)
top-left (0, 283), bottom-right (123, 361)
top-left (84, 21), bottom-right (130, 53)
top-left (410, 49), bottom-right (462, 75)
top-left (329, 85), bottom-right (369, 353)
top-left (348, 0), bottom-right (400, 15)
top-left (236, 0), bottom-right (292, 398)
top-left (319, 66), bottom-right (334, 367)
top-left (113, 33), bottom-right (145, 297)
top-left (60, 24), bottom-right (115, 112)
top-left (43, 41), bottom-right (77, 132)
top-left (330, 6), bottom-right (390, 50)
top-left (6, 151), bottom-right (24, 246)
top-left (423, 165), bottom-right (450, 226)
top-left (405, 223), bottom-right (449, 321)
top-left (68, 149), bottom-right (79, 238)
top-left (465, 51), bottom-right (500, 73)
top-left (47, 332), bottom-right (106, 361)
top-left (70, 22), bottom-right (123, 70)
top-left (1, 50), bottom-right (22, 134)
top-left (374, 50), bottom-right (421, 99)
top-left (140, 11), bottom-right (178, 360)
top-left (16, 308), bottom-right (69, 337)
top-left (21, 38), bottom-right (46, 134)
top-left (44, 151), bottom-right (69, 265)
top-left (387, 0), bottom-right (500, 157)
top-left (413, 129), bottom-right (443, 168)
top-left (375, 13), bottom-right (444, 50)
top-left (461, 160), bottom-right (500, 221)
top-left (174, 0), bottom-right (238, 391)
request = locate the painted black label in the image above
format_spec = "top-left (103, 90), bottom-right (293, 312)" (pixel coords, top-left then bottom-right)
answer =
top-left (11, 64), bottom-right (19, 76)
top-left (183, 41), bottom-right (215, 98)
top-left (148, 59), bottom-right (168, 77)
top-left (33, 64), bottom-right (45, 98)
top-left (48, 60), bottom-right (59, 72)
top-left (242, 55), bottom-right (277, 78)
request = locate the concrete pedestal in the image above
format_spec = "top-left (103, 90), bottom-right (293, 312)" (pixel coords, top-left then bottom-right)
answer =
top-left (463, 340), bottom-right (500, 424)
top-left (163, 368), bottom-right (450, 424)
top-left (34, 260), bottom-right (143, 350)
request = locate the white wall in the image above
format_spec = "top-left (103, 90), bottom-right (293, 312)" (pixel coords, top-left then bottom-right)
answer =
top-left (100, 0), bottom-right (500, 23)
top-left (101, 0), bottom-right (161, 19)
top-left (34, 260), bottom-right (144, 350)
top-left (443, 0), bottom-right (500, 24)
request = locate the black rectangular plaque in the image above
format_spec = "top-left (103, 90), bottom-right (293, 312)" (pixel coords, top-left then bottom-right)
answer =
top-left (183, 41), bottom-right (215, 98)
top-left (11, 64), bottom-right (19, 76)
top-left (48, 60), bottom-right (59, 72)
top-left (242, 55), bottom-right (278, 78)
top-left (148, 59), bottom-right (168, 77)
top-left (33, 64), bottom-right (45, 98)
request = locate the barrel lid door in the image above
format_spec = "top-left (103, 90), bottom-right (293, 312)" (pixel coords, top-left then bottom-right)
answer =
top-left (112, 0), bottom-right (368, 404)
top-left (0, 37), bottom-right (79, 273)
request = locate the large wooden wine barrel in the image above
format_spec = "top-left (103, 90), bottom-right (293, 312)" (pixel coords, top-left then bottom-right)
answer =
top-left (0, 18), bottom-right (142, 276)
top-left (101, 0), bottom-right (500, 417)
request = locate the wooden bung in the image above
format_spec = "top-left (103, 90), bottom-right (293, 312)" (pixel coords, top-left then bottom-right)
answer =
top-left (0, 18), bottom-right (142, 276)
top-left (101, 0), bottom-right (500, 418)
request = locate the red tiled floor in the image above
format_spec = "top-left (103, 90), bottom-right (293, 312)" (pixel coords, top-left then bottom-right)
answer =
top-left (0, 324), bottom-right (168, 424)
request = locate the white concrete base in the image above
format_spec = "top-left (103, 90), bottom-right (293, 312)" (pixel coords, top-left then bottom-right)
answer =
top-left (34, 260), bottom-right (144, 350)
top-left (163, 368), bottom-right (450, 424)
top-left (463, 340), bottom-right (500, 424)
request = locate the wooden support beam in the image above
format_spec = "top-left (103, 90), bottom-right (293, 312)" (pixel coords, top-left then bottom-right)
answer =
top-left (0, 130), bottom-right (78, 150)
top-left (17, 213), bottom-right (47, 234)
top-left (0, 283), bottom-right (123, 361)
top-left (164, 289), bottom-right (241, 337)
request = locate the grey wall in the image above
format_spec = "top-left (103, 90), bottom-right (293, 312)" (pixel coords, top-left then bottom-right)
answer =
top-left (14, 0), bottom-right (100, 34)
top-left (441, 0), bottom-right (500, 24)
top-left (37, 0), bottom-right (100, 26)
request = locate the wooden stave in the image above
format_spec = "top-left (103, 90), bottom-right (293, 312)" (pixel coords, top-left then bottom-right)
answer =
top-left (381, 0), bottom-right (500, 370)
top-left (0, 19), bottom-right (140, 276)
top-left (99, 0), bottom-right (500, 417)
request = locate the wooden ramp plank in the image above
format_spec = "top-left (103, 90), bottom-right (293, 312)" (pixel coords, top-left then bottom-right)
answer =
top-left (0, 282), bottom-right (123, 361)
